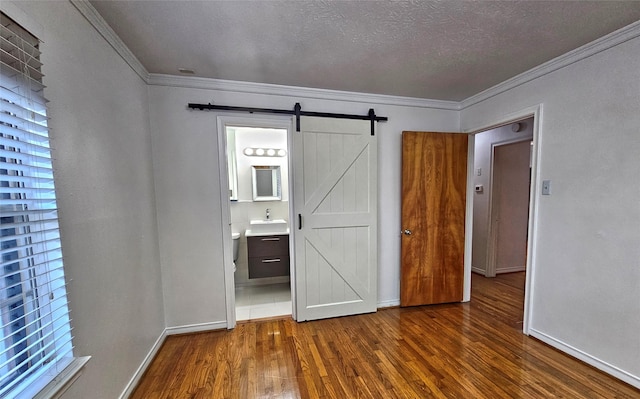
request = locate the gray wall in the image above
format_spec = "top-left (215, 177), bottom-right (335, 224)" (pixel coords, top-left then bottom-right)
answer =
top-left (148, 83), bottom-right (460, 327)
top-left (462, 34), bottom-right (640, 383)
top-left (2, 2), bottom-right (166, 398)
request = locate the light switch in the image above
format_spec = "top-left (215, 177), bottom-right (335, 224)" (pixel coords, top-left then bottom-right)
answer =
top-left (475, 184), bottom-right (483, 193)
top-left (542, 180), bottom-right (551, 195)
top-left (476, 168), bottom-right (482, 176)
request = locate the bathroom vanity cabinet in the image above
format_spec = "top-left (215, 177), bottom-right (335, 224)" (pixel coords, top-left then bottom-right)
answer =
top-left (247, 234), bottom-right (290, 279)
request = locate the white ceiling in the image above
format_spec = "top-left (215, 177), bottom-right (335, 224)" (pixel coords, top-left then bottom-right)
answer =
top-left (89, 0), bottom-right (640, 101)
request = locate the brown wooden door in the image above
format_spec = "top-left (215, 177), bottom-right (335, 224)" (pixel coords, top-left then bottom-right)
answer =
top-left (400, 131), bottom-right (468, 306)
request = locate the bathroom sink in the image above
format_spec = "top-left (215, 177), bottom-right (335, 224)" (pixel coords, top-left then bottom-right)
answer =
top-left (246, 219), bottom-right (289, 236)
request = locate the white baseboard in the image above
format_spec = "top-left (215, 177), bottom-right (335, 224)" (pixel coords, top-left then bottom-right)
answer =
top-left (377, 299), bottom-right (400, 308)
top-left (529, 329), bottom-right (640, 389)
top-left (118, 321), bottom-right (229, 398)
top-left (165, 321), bottom-right (228, 336)
top-left (472, 267), bottom-right (486, 275)
top-left (496, 266), bottom-right (526, 274)
top-left (118, 330), bottom-right (167, 399)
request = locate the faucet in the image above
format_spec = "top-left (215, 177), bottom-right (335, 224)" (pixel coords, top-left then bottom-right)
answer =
top-left (266, 208), bottom-right (271, 220)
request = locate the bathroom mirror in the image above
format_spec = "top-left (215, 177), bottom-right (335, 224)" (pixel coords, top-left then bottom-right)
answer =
top-left (252, 165), bottom-right (281, 201)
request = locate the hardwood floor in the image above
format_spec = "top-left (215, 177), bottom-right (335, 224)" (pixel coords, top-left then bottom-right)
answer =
top-left (130, 272), bottom-right (639, 398)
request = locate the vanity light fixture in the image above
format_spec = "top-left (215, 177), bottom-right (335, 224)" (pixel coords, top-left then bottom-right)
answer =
top-left (243, 147), bottom-right (287, 157)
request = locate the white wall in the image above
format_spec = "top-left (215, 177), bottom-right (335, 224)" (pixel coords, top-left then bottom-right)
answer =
top-left (472, 120), bottom-right (533, 275)
top-left (1, 2), bottom-right (166, 398)
top-left (234, 127), bottom-right (289, 201)
top-left (149, 82), bottom-right (459, 326)
top-left (148, 86), bottom-right (227, 329)
top-left (462, 35), bottom-right (640, 384)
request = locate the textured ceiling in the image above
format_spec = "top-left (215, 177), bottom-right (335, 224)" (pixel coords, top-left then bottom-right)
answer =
top-left (89, 0), bottom-right (640, 101)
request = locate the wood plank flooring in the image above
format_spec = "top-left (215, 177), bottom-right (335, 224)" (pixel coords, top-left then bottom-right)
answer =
top-left (130, 273), bottom-right (639, 398)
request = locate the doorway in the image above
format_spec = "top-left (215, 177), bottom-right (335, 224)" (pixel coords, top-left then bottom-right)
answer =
top-left (218, 113), bottom-right (379, 327)
top-left (218, 116), bottom-right (295, 326)
top-left (470, 116), bottom-right (535, 327)
top-left (488, 138), bottom-right (532, 276)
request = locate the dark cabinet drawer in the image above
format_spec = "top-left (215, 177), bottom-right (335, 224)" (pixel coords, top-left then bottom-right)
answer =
top-left (247, 234), bottom-right (290, 279)
top-left (248, 256), bottom-right (290, 279)
top-left (247, 235), bottom-right (289, 257)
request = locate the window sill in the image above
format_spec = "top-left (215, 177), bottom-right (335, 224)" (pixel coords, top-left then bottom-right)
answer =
top-left (32, 356), bottom-right (91, 399)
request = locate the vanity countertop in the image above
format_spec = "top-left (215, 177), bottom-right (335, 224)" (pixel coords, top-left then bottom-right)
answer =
top-left (245, 228), bottom-right (290, 237)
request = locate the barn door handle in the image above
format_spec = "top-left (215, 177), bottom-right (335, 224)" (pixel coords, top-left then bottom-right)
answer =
top-left (403, 229), bottom-right (412, 235)
top-left (298, 214), bottom-right (302, 230)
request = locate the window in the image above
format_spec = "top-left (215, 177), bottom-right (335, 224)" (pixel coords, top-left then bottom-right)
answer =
top-left (1, 12), bottom-right (84, 399)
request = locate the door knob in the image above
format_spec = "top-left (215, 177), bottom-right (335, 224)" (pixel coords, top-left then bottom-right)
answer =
top-left (403, 229), bottom-right (412, 235)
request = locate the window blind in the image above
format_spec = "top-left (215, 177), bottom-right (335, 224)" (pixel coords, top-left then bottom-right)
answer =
top-left (0, 12), bottom-right (75, 398)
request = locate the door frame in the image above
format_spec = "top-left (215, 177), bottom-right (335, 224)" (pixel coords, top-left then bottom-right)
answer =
top-left (216, 115), bottom-right (296, 329)
top-left (485, 136), bottom-right (533, 278)
top-left (463, 104), bottom-right (543, 334)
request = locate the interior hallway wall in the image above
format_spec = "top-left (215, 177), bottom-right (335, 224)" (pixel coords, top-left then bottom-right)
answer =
top-left (472, 119), bottom-right (533, 275)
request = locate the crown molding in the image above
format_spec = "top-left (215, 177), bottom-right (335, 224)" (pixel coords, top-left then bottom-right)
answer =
top-left (70, 0), bottom-right (454, 110)
top-left (70, 0), bottom-right (149, 82)
top-left (69, 0), bottom-right (640, 113)
top-left (147, 74), bottom-right (460, 111)
top-left (461, 19), bottom-right (640, 110)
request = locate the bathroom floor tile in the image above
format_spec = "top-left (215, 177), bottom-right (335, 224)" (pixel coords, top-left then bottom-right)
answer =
top-left (234, 288), bottom-right (251, 306)
top-left (273, 290), bottom-right (292, 302)
top-left (250, 302), bottom-right (291, 319)
top-left (272, 301), bottom-right (292, 314)
top-left (235, 282), bottom-right (292, 320)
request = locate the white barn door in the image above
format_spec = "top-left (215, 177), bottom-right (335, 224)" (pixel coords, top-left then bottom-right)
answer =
top-left (293, 116), bottom-right (377, 321)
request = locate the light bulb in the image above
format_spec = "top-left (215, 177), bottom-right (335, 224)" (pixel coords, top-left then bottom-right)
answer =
top-left (266, 149), bottom-right (276, 156)
top-left (277, 149), bottom-right (287, 157)
top-left (255, 148), bottom-right (265, 156)
top-left (243, 148), bottom-right (254, 156)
